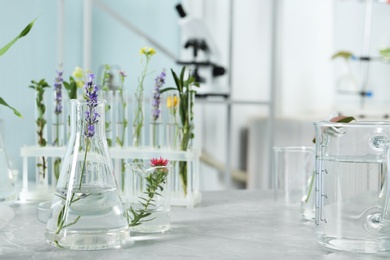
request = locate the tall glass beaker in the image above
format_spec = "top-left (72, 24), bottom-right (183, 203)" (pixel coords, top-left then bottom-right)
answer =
top-left (45, 100), bottom-right (129, 250)
top-left (314, 121), bottom-right (390, 253)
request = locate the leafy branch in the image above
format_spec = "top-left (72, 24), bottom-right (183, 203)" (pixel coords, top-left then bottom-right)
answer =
top-left (0, 17), bottom-right (37, 117)
top-left (29, 79), bottom-right (50, 179)
top-left (160, 67), bottom-right (199, 195)
top-left (63, 76), bottom-right (78, 100)
top-left (128, 167), bottom-right (168, 227)
top-left (29, 79), bottom-right (50, 146)
top-left (133, 47), bottom-right (155, 147)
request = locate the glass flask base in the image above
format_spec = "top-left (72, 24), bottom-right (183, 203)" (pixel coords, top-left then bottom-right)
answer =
top-left (317, 235), bottom-right (390, 253)
top-left (45, 227), bottom-right (129, 250)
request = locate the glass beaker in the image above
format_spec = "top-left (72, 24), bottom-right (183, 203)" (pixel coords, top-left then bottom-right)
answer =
top-left (124, 161), bottom-right (171, 233)
top-left (273, 146), bottom-right (315, 221)
top-left (314, 121), bottom-right (390, 253)
top-left (45, 99), bottom-right (129, 250)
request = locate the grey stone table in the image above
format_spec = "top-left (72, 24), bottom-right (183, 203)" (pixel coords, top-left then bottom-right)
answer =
top-left (1, 190), bottom-right (389, 260)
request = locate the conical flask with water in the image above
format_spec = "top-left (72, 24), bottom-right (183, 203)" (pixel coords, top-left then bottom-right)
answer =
top-left (0, 131), bottom-right (17, 202)
top-left (45, 99), bottom-right (129, 250)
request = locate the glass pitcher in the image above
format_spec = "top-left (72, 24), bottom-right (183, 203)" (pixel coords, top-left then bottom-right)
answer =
top-left (314, 121), bottom-right (390, 253)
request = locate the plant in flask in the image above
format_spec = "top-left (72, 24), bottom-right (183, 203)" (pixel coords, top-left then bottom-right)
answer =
top-left (116, 70), bottom-right (128, 148)
top-left (116, 69), bottom-right (128, 190)
top-left (52, 65), bottom-right (64, 181)
top-left (166, 93), bottom-right (179, 149)
top-left (63, 67), bottom-right (85, 141)
top-left (100, 64), bottom-right (113, 147)
top-left (126, 157), bottom-right (171, 233)
top-left (45, 74), bottom-right (129, 250)
top-left (150, 69), bottom-right (166, 149)
top-left (29, 79), bottom-right (50, 183)
top-left (133, 46), bottom-right (155, 147)
top-left (161, 67), bottom-right (199, 195)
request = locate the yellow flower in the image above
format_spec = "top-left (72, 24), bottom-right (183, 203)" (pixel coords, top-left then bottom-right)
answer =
top-left (140, 47), bottom-right (156, 56)
top-left (76, 80), bottom-right (84, 88)
top-left (72, 66), bottom-right (84, 79)
top-left (140, 47), bottom-right (147, 55)
top-left (166, 95), bottom-right (179, 108)
top-left (148, 47), bottom-right (156, 56)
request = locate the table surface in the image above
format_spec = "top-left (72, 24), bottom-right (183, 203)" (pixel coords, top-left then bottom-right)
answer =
top-left (1, 190), bottom-right (389, 260)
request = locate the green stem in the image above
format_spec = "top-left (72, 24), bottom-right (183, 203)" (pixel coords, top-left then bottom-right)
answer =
top-left (132, 57), bottom-right (150, 147)
top-left (79, 139), bottom-right (90, 190)
top-left (120, 90), bottom-right (127, 145)
top-left (305, 171), bottom-right (316, 203)
top-left (128, 169), bottom-right (168, 227)
top-left (55, 114), bottom-right (59, 146)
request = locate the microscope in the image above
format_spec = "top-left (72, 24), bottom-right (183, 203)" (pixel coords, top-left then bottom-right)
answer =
top-left (175, 4), bottom-right (227, 98)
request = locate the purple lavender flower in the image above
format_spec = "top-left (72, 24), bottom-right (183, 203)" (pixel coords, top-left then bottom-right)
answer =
top-left (152, 70), bottom-right (166, 121)
top-left (54, 68), bottom-right (63, 115)
top-left (119, 70), bottom-right (127, 80)
top-left (84, 74), bottom-right (100, 138)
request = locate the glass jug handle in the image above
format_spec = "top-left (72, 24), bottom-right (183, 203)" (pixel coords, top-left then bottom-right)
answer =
top-left (367, 135), bottom-right (390, 232)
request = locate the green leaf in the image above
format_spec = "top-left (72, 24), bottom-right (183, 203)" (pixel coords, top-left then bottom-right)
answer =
top-left (331, 51), bottom-right (353, 60)
top-left (0, 17), bottom-right (37, 56)
top-left (379, 48), bottom-right (390, 61)
top-left (171, 68), bottom-right (182, 93)
top-left (336, 116), bottom-right (355, 123)
top-left (160, 87), bottom-right (177, 94)
top-left (0, 97), bottom-right (22, 117)
top-left (179, 66), bottom-right (185, 89)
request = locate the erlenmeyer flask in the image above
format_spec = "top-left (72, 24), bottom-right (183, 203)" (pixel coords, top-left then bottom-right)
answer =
top-left (45, 99), bottom-right (129, 250)
top-left (0, 132), bottom-right (17, 202)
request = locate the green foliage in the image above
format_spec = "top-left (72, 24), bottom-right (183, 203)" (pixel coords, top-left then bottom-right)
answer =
top-left (379, 48), bottom-right (390, 62)
top-left (331, 51), bottom-right (354, 60)
top-left (63, 76), bottom-right (78, 99)
top-left (30, 79), bottom-right (49, 179)
top-left (160, 67), bottom-right (199, 195)
top-left (54, 158), bottom-right (61, 181)
top-left (128, 168), bottom-right (169, 227)
top-left (101, 64), bottom-right (111, 91)
top-left (29, 79), bottom-right (50, 147)
top-left (0, 18), bottom-right (37, 116)
top-left (0, 18), bottom-right (37, 56)
top-left (0, 97), bottom-right (22, 117)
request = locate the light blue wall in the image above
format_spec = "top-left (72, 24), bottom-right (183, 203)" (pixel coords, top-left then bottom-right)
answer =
top-left (0, 0), bottom-right (59, 175)
top-left (0, 0), bottom-right (180, 179)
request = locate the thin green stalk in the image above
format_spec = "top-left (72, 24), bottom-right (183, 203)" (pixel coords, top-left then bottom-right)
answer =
top-left (304, 171), bottom-right (316, 203)
top-left (128, 168), bottom-right (168, 227)
top-left (133, 57), bottom-right (150, 147)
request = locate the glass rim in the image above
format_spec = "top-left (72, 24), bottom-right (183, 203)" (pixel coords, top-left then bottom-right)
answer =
top-left (69, 99), bottom-right (106, 105)
top-left (124, 162), bottom-right (172, 169)
top-left (273, 146), bottom-right (314, 152)
top-left (314, 120), bottom-right (390, 128)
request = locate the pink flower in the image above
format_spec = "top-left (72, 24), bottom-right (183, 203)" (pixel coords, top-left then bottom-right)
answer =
top-left (150, 157), bottom-right (168, 167)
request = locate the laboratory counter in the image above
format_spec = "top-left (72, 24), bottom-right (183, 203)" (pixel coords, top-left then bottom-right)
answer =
top-left (0, 190), bottom-right (388, 260)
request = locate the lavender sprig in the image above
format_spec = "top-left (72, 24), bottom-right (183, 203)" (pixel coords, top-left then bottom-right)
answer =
top-left (152, 70), bottom-right (166, 122)
top-left (53, 65), bottom-right (64, 180)
top-left (54, 68), bottom-right (63, 115)
top-left (83, 74), bottom-right (100, 138)
top-left (54, 74), bottom-right (98, 241)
